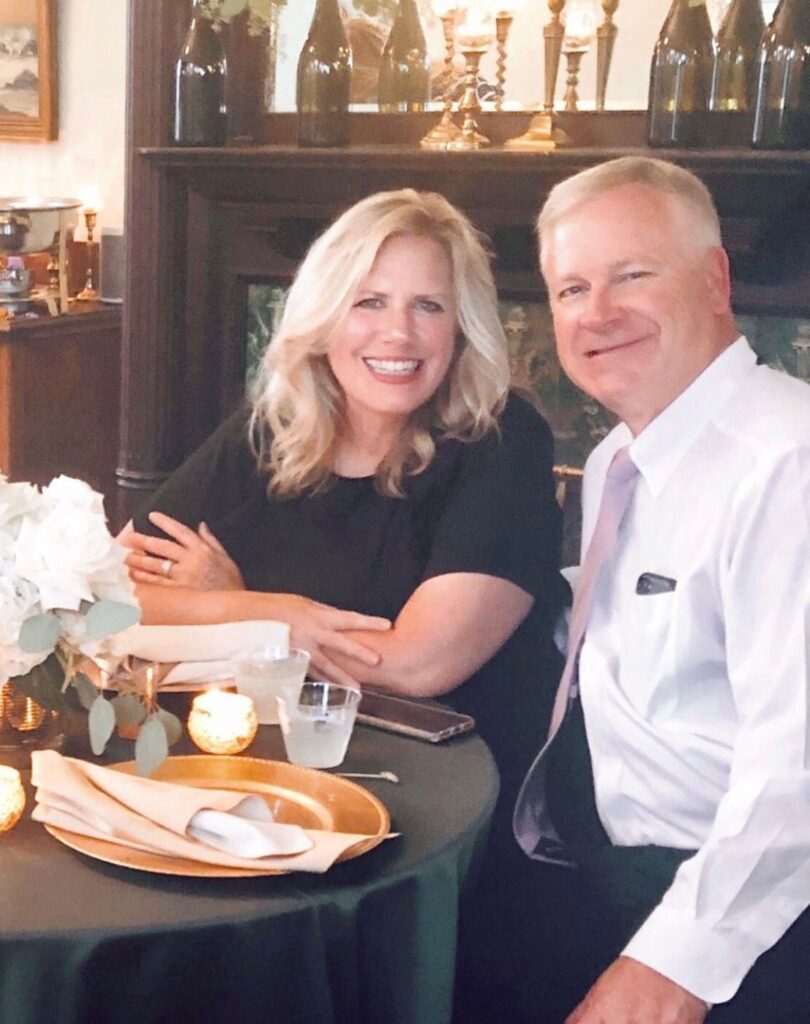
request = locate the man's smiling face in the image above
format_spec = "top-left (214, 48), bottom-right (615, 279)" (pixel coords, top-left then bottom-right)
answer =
top-left (542, 183), bottom-right (732, 435)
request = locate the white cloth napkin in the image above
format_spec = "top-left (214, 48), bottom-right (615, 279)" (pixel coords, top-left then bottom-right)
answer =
top-left (109, 620), bottom-right (291, 687)
top-left (32, 751), bottom-right (387, 873)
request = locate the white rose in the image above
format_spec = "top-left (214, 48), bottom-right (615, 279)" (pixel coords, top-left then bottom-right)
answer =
top-left (0, 643), bottom-right (49, 686)
top-left (0, 478), bottom-right (40, 536)
top-left (41, 475), bottom-right (106, 518)
top-left (14, 506), bottom-right (122, 611)
top-left (0, 570), bottom-right (40, 646)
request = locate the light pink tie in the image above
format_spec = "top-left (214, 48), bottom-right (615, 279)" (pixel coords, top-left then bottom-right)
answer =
top-left (514, 445), bottom-right (639, 861)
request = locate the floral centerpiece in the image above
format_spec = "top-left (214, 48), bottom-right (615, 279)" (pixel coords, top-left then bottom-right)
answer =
top-left (0, 475), bottom-right (180, 775)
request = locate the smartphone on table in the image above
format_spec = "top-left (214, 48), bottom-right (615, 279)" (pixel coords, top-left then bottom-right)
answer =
top-left (357, 687), bottom-right (475, 743)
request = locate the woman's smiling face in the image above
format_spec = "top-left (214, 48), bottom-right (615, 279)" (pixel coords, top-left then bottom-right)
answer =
top-left (327, 232), bottom-right (458, 435)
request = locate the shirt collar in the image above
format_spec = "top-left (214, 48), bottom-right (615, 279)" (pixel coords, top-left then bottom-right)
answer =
top-left (628, 336), bottom-right (757, 497)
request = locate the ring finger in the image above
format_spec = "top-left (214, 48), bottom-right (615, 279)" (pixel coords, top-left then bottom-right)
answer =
top-left (126, 551), bottom-right (177, 577)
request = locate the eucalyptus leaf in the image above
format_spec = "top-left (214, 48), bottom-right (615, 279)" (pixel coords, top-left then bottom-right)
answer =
top-left (157, 707), bottom-right (183, 746)
top-left (111, 693), bottom-right (148, 727)
top-left (84, 600), bottom-right (141, 641)
top-left (10, 653), bottom-right (67, 710)
top-left (88, 697), bottom-right (117, 756)
top-left (72, 672), bottom-right (101, 711)
top-left (135, 714), bottom-right (170, 777)
top-left (17, 612), bottom-right (61, 654)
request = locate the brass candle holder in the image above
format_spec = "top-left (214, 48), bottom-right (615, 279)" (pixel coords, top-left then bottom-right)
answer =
top-left (596, 0), bottom-right (619, 111)
top-left (420, 2), bottom-right (462, 149)
top-left (76, 207), bottom-right (99, 302)
top-left (446, 14), bottom-right (495, 152)
top-left (561, 1), bottom-right (597, 113)
top-left (506, 0), bottom-right (567, 151)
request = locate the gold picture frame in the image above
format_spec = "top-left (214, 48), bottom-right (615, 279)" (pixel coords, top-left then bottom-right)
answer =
top-left (0, 0), bottom-right (56, 142)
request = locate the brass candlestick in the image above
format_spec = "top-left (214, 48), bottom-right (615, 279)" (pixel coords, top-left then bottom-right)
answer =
top-left (420, 5), bottom-right (462, 149)
top-left (562, 44), bottom-right (586, 111)
top-left (494, 13), bottom-right (514, 112)
top-left (76, 208), bottom-right (99, 302)
top-left (446, 42), bottom-right (490, 150)
top-left (596, 0), bottom-right (619, 111)
top-left (561, 1), bottom-right (597, 113)
top-left (505, 0), bottom-right (568, 151)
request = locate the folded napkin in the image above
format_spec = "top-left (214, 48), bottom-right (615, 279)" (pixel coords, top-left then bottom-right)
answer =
top-left (109, 620), bottom-right (291, 688)
top-left (32, 751), bottom-right (386, 873)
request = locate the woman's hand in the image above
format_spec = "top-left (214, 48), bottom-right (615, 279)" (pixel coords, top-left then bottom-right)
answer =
top-left (268, 594), bottom-right (390, 688)
top-left (122, 512), bottom-right (245, 591)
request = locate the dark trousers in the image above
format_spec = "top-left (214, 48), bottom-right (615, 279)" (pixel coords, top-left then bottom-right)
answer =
top-left (454, 703), bottom-right (810, 1024)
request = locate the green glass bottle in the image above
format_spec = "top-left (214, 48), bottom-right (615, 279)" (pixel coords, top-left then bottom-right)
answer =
top-left (378, 0), bottom-right (431, 112)
top-left (173, 0), bottom-right (228, 146)
top-left (296, 0), bottom-right (353, 148)
top-left (752, 0), bottom-right (810, 149)
top-left (647, 0), bottom-right (717, 147)
top-left (713, 0), bottom-right (766, 112)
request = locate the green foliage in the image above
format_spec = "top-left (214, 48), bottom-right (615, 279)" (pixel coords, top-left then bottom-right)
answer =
top-left (72, 672), bottom-right (101, 711)
top-left (11, 653), bottom-right (67, 711)
top-left (17, 612), bottom-right (61, 654)
top-left (136, 715), bottom-right (170, 778)
top-left (85, 600), bottom-right (141, 641)
top-left (157, 707), bottom-right (184, 747)
top-left (88, 697), bottom-right (116, 756)
top-left (112, 694), bottom-right (148, 728)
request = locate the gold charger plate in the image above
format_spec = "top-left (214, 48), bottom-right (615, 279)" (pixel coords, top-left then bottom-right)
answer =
top-left (44, 755), bottom-right (391, 879)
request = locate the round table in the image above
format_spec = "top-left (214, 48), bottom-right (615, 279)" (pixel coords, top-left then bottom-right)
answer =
top-left (0, 724), bottom-right (498, 1024)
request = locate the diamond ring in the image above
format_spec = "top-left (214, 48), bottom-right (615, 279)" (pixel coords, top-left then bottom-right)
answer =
top-left (161, 558), bottom-right (173, 577)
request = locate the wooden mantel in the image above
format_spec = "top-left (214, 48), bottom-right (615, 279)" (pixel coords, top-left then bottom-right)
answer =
top-left (121, 0), bottom-right (810, 522)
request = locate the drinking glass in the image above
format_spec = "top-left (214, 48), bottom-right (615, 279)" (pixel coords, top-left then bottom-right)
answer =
top-left (276, 681), bottom-right (361, 769)
top-left (232, 646), bottom-right (310, 725)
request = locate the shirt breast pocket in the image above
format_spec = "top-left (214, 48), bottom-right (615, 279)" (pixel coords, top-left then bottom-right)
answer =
top-left (623, 590), bottom-right (678, 715)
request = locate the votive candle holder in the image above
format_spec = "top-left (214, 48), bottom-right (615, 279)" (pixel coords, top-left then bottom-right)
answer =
top-left (187, 689), bottom-right (258, 755)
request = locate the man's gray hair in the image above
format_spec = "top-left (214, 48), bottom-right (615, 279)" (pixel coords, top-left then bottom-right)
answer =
top-left (537, 156), bottom-right (722, 267)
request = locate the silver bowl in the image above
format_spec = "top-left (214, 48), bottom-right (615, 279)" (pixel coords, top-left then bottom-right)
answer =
top-left (0, 268), bottom-right (32, 297)
top-left (0, 198), bottom-right (81, 254)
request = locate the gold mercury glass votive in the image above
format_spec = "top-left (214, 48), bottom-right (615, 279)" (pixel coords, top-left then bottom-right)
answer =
top-left (187, 689), bottom-right (258, 755)
top-left (0, 765), bottom-right (26, 832)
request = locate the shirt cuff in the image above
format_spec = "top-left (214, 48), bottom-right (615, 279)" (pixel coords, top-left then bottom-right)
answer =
top-left (622, 904), bottom-right (763, 1005)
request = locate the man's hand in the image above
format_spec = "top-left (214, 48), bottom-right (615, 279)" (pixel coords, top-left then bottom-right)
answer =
top-left (567, 957), bottom-right (709, 1024)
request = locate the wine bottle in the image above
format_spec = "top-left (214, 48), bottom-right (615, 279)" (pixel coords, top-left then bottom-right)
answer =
top-left (378, 0), bottom-right (431, 113)
top-left (713, 0), bottom-right (766, 112)
top-left (647, 0), bottom-right (717, 148)
top-left (296, 0), bottom-right (353, 148)
top-left (173, 0), bottom-right (228, 147)
top-left (752, 0), bottom-right (810, 149)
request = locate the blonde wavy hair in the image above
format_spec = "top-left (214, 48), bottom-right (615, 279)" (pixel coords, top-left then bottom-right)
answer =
top-left (249, 189), bottom-right (511, 499)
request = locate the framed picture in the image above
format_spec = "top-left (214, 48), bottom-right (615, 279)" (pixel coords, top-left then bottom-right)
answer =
top-left (0, 0), bottom-right (56, 141)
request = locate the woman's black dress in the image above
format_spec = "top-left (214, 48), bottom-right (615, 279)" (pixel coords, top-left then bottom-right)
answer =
top-left (134, 392), bottom-right (568, 817)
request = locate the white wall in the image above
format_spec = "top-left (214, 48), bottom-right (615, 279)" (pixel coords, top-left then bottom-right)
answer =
top-left (0, 0), bottom-right (127, 232)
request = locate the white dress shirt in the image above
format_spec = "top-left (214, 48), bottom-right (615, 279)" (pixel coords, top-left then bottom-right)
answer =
top-left (578, 337), bottom-right (810, 1004)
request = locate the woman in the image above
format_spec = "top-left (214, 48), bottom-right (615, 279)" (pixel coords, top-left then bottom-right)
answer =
top-left (121, 188), bottom-right (567, 796)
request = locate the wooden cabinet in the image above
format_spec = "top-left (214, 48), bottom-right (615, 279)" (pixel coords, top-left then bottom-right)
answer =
top-left (0, 304), bottom-right (121, 525)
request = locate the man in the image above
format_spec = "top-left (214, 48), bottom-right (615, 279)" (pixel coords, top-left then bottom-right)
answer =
top-left (513, 157), bottom-right (810, 1024)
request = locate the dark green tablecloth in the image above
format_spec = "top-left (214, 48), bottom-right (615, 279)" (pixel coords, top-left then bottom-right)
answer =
top-left (0, 725), bottom-right (498, 1024)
